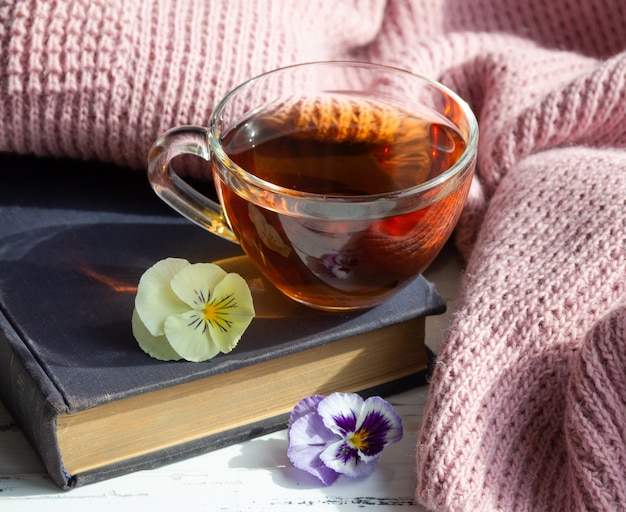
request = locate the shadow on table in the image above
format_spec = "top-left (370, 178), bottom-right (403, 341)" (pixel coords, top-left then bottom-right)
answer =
top-left (228, 436), bottom-right (326, 489)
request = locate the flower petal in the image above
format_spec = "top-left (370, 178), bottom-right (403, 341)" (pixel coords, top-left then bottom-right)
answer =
top-left (289, 395), bottom-right (325, 427)
top-left (135, 258), bottom-right (190, 336)
top-left (164, 310), bottom-right (221, 362)
top-left (287, 412), bottom-right (340, 486)
top-left (320, 439), bottom-right (377, 478)
top-left (203, 317), bottom-right (250, 355)
top-left (317, 392), bottom-right (363, 436)
top-left (354, 396), bottom-right (403, 461)
top-left (205, 273), bottom-right (255, 353)
top-left (212, 273), bottom-right (256, 317)
top-left (131, 308), bottom-right (182, 361)
top-left (169, 263), bottom-right (228, 309)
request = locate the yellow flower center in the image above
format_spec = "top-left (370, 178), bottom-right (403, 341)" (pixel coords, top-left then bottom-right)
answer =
top-left (200, 294), bottom-right (237, 332)
top-left (203, 303), bottom-right (219, 323)
top-left (348, 431), bottom-right (368, 451)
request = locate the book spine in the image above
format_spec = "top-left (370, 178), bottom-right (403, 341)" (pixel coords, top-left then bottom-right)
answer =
top-left (0, 312), bottom-right (73, 489)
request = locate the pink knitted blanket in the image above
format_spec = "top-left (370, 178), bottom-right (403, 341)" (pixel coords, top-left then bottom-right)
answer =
top-left (1, 1), bottom-right (625, 510)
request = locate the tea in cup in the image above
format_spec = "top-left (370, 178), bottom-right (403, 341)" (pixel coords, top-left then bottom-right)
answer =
top-left (147, 62), bottom-right (478, 311)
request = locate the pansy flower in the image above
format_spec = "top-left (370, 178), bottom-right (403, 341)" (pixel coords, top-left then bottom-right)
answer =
top-left (132, 257), bottom-right (255, 362)
top-left (320, 253), bottom-right (359, 279)
top-left (287, 392), bottom-right (403, 485)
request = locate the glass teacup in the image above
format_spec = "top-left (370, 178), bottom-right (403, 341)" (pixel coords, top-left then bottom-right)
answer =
top-left (147, 62), bottom-right (478, 312)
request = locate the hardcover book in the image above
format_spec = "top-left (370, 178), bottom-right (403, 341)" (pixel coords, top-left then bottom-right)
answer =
top-left (0, 155), bottom-right (445, 490)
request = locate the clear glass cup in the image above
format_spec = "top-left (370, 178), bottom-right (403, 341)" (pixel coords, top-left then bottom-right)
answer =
top-left (147, 61), bottom-right (478, 312)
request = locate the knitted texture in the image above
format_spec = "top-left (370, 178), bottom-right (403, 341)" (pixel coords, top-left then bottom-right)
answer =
top-left (566, 301), bottom-right (626, 509)
top-left (417, 148), bottom-right (626, 511)
top-left (1, 1), bottom-right (626, 510)
top-left (0, 0), bottom-right (386, 171)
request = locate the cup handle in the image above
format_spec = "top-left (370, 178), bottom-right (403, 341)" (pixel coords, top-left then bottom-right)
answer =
top-left (147, 125), bottom-right (238, 243)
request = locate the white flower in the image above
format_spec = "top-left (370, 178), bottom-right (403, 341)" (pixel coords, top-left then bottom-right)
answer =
top-left (132, 258), bottom-right (255, 362)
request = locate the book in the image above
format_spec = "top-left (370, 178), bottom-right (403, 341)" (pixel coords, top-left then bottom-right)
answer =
top-left (0, 154), bottom-right (446, 490)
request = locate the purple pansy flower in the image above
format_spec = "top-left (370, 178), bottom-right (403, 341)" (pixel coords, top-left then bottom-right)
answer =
top-left (320, 253), bottom-right (358, 279)
top-left (287, 392), bottom-right (403, 485)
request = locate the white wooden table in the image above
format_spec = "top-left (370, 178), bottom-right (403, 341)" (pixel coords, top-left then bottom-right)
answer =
top-left (0, 250), bottom-right (461, 511)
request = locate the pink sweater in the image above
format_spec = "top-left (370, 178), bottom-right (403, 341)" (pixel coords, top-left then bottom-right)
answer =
top-left (2, 1), bottom-right (625, 510)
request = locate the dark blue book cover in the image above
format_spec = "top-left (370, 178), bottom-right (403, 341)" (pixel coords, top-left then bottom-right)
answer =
top-left (0, 155), bottom-right (445, 490)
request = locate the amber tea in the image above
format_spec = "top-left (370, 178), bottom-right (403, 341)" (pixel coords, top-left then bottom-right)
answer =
top-left (215, 99), bottom-right (471, 310)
